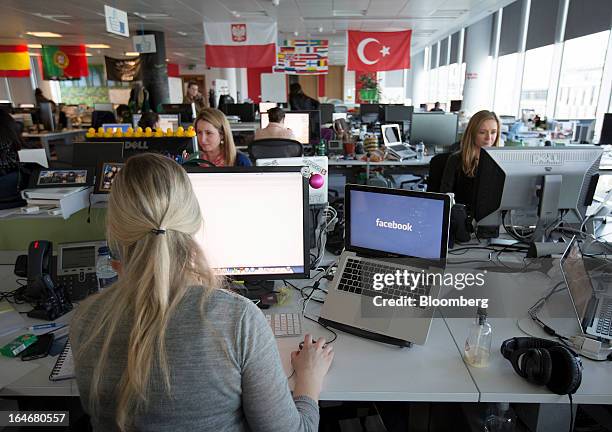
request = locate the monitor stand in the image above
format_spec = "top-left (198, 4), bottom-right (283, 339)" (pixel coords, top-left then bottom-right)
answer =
top-left (230, 280), bottom-right (275, 301)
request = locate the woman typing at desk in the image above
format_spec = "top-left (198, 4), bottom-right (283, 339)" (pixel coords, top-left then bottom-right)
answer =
top-left (440, 110), bottom-right (500, 211)
top-left (70, 153), bottom-right (333, 431)
top-left (194, 108), bottom-right (251, 166)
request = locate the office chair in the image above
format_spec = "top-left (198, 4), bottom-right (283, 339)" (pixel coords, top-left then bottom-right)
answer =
top-left (91, 111), bottom-right (116, 129)
top-left (248, 138), bottom-right (303, 161)
top-left (425, 152), bottom-right (452, 193)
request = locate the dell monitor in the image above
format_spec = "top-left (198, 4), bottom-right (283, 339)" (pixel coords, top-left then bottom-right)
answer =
top-left (162, 103), bottom-right (196, 124)
top-left (319, 103), bottom-right (334, 124)
top-left (259, 102), bottom-right (277, 113)
top-left (474, 146), bottom-right (602, 241)
top-left (223, 103), bottom-right (256, 122)
top-left (158, 114), bottom-right (180, 131)
top-left (261, 111), bottom-right (310, 145)
top-left (409, 113), bottom-right (458, 152)
top-left (185, 167), bottom-right (309, 282)
top-left (102, 123), bottom-right (131, 133)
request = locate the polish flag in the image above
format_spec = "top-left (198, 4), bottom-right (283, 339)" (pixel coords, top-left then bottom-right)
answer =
top-left (347, 30), bottom-right (412, 72)
top-left (204, 22), bottom-right (277, 68)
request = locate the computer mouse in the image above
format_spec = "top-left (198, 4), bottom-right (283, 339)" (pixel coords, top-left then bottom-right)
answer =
top-left (298, 341), bottom-right (328, 351)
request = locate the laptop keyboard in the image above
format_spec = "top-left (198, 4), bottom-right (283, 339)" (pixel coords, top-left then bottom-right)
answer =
top-left (265, 312), bottom-right (302, 337)
top-left (596, 298), bottom-right (612, 336)
top-left (337, 257), bottom-right (432, 308)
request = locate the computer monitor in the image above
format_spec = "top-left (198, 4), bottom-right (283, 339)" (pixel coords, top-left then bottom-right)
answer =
top-left (102, 123), bottom-right (131, 133)
top-left (474, 146), bottom-right (602, 241)
top-left (261, 112), bottom-right (310, 145)
top-left (319, 103), bottom-right (334, 124)
top-left (409, 113), bottom-right (458, 151)
top-left (383, 105), bottom-right (413, 123)
top-left (360, 104), bottom-right (380, 124)
top-left (0, 101), bottom-right (13, 113)
top-left (39, 102), bottom-right (55, 131)
top-left (259, 102), bottom-right (277, 113)
top-left (598, 113), bottom-right (612, 145)
top-left (93, 103), bottom-right (113, 112)
top-left (186, 167), bottom-right (309, 281)
top-left (158, 114), bottom-right (180, 131)
top-left (449, 100), bottom-right (462, 112)
top-left (162, 103), bottom-right (196, 123)
top-left (72, 142), bottom-right (124, 168)
top-left (223, 103), bottom-right (256, 122)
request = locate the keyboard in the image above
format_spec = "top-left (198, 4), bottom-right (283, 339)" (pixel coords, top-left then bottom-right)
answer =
top-left (596, 298), bottom-right (612, 336)
top-left (337, 257), bottom-right (432, 308)
top-left (265, 312), bottom-right (302, 337)
top-left (57, 272), bottom-right (99, 301)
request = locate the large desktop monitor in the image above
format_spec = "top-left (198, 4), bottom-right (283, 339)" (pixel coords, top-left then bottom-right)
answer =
top-left (383, 105), bottom-right (413, 123)
top-left (410, 113), bottom-right (458, 151)
top-left (319, 103), bottom-right (334, 124)
top-left (131, 114), bottom-right (179, 131)
top-left (259, 102), bottom-right (277, 113)
top-left (360, 103), bottom-right (380, 124)
top-left (185, 167), bottom-right (309, 281)
top-left (474, 147), bottom-right (602, 240)
top-left (223, 103), bottom-right (256, 122)
top-left (260, 111), bottom-right (310, 145)
top-left (162, 103), bottom-right (196, 123)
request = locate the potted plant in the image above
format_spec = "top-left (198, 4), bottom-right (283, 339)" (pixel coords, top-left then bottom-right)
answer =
top-left (358, 74), bottom-right (380, 103)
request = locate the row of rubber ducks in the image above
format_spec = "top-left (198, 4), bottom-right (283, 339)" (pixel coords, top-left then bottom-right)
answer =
top-left (86, 126), bottom-right (197, 138)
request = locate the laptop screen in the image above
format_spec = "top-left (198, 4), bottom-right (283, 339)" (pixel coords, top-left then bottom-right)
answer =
top-left (346, 185), bottom-right (450, 260)
top-left (560, 238), bottom-right (594, 331)
top-left (381, 124), bottom-right (401, 146)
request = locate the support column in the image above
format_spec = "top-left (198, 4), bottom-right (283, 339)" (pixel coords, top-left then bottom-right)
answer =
top-left (138, 30), bottom-right (169, 112)
top-left (462, 15), bottom-right (494, 116)
top-left (411, 50), bottom-right (426, 108)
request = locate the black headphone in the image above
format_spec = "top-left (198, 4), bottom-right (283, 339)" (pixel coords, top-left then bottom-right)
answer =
top-left (501, 337), bottom-right (582, 395)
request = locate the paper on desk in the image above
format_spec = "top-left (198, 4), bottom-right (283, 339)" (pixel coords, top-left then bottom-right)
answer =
top-left (17, 148), bottom-right (48, 168)
top-left (0, 303), bottom-right (26, 338)
top-left (0, 356), bottom-right (40, 390)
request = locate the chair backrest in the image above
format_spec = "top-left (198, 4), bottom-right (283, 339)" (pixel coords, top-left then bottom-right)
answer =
top-left (248, 138), bottom-right (303, 160)
top-left (92, 111), bottom-right (117, 129)
top-left (427, 152), bottom-right (452, 193)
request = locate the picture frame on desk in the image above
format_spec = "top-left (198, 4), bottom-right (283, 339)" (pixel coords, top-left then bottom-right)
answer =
top-left (97, 162), bottom-right (124, 193)
top-left (28, 167), bottom-right (95, 189)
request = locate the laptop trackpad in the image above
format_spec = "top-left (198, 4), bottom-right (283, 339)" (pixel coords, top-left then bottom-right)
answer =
top-left (358, 300), bottom-right (392, 331)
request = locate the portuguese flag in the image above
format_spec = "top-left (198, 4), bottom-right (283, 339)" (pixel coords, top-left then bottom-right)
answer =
top-left (0, 45), bottom-right (30, 77)
top-left (42, 45), bottom-right (88, 80)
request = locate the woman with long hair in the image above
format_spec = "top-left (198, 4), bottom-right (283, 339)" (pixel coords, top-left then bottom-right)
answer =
top-left (71, 153), bottom-right (332, 431)
top-left (440, 110), bottom-right (500, 209)
top-left (194, 108), bottom-right (251, 166)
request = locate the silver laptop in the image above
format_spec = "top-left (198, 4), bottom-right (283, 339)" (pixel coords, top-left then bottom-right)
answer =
top-left (560, 237), bottom-right (612, 341)
top-left (319, 185), bottom-right (452, 346)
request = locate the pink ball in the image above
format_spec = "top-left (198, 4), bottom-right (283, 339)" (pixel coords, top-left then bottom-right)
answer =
top-left (309, 173), bottom-right (324, 189)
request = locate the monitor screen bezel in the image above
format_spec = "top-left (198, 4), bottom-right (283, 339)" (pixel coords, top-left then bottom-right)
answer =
top-left (183, 166), bottom-right (310, 281)
top-left (344, 184), bottom-right (451, 264)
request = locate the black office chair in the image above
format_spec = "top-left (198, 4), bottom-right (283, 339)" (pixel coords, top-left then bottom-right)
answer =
top-left (248, 138), bottom-right (303, 161)
top-left (426, 152), bottom-right (453, 193)
top-left (91, 111), bottom-right (116, 129)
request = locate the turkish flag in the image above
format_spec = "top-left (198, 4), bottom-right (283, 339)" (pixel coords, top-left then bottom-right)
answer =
top-left (347, 30), bottom-right (411, 72)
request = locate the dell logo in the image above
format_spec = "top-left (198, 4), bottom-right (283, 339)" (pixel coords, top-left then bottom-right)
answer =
top-left (124, 141), bottom-right (149, 150)
top-left (531, 153), bottom-right (562, 165)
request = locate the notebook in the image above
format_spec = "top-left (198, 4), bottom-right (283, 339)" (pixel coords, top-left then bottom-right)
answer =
top-left (49, 339), bottom-right (74, 381)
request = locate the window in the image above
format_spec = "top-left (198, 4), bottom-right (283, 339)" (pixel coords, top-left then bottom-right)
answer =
top-left (555, 30), bottom-right (610, 119)
top-left (493, 53), bottom-right (521, 116)
top-left (427, 67), bottom-right (439, 103)
top-left (448, 62), bottom-right (465, 104)
top-left (519, 44), bottom-right (555, 116)
top-left (437, 65), bottom-right (449, 106)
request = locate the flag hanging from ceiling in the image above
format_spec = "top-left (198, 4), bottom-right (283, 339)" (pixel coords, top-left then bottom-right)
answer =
top-left (41, 45), bottom-right (88, 80)
top-left (204, 22), bottom-right (277, 68)
top-left (274, 39), bottom-right (328, 75)
top-left (0, 45), bottom-right (30, 77)
top-left (347, 30), bottom-right (411, 72)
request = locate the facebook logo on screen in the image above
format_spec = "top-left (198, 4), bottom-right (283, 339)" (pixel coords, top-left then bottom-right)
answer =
top-left (350, 190), bottom-right (445, 259)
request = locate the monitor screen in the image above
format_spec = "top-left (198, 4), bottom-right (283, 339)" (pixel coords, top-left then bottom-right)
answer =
top-left (261, 112), bottom-right (310, 144)
top-left (60, 245), bottom-right (96, 270)
top-left (561, 239), bottom-right (593, 331)
top-left (384, 105), bottom-right (413, 122)
top-left (346, 186), bottom-right (450, 260)
top-left (319, 103), bottom-right (334, 124)
top-left (158, 114), bottom-right (180, 131)
top-left (410, 113), bottom-right (458, 149)
top-left (187, 168), bottom-right (308, 279)
top-left (102, 123), bottom-right (131, 133)
top-left (259, 102), bottom-right (277, 113)
top-left (162, 103), bottom-right (196, 123)
top-left (223, 103), bottom-right (255, 122)
top-left (600, 113), bottom-right (612, 145)
top-left (381, 124), bottom-right (402, 145)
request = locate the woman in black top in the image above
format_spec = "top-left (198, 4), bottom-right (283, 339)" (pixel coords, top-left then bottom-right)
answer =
top-left (0, 110), bottom-right (23, 200)
top-left (288, 83), bottom-right (320, 111)
top-left (440, 110), bottom-right (500, 211)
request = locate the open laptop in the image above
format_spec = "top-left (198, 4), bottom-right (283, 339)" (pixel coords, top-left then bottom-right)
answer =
top-left (381, 124), bottom-right (417, 160)
top-left (319, 185), bottom-right (451, 346)
top-left (560, 237), bottom-right (612, 341)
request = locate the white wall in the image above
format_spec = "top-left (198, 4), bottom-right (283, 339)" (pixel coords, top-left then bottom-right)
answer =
top-left (168, 77), bottom-right (183, 103)
top-left (343, 69), bottom-right (356, 104)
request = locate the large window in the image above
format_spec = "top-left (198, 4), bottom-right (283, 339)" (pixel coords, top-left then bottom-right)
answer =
top-left (493, 53), bottom-right (522, 116)
top-left (519, 44), bottom-right (555, 116)
top-left (448, 62), bottom-right (466, 104)
top-left (555, 30), bottom-right (610, 119)
top-left (436, 65), bottom-right (449, 106)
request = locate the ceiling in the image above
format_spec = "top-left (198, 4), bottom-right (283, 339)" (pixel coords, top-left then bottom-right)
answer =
top-left (0, 0), bottom-right (516, 67)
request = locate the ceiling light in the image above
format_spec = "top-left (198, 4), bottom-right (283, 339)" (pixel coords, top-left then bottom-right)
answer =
top-left (133, 12), bottom-right (170, 20)
top-left (177, 31), bottom-right (188, 36)
top-left (318, 27), bottom-right (323, 33)
top-left (27, 44), bottom-right (42, 49)
top-left (85, 44), bottom-right (110, 49)
top-left (31, 13), bottom-right (71, 25)
top-left (25, 31), bottom-right (62, 38)
top-left (332, 10), bottom-right (365, 17)
top-left (125, 52), bottom-right (140, 56)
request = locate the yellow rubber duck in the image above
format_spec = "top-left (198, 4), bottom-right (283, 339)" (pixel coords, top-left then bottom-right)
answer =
top-left (114, 129), bottom-right (124, 137)
top-left (125, 127), bottom-right (134, 137)
top-left (134, 127), bottom-right (144, 137)
top-left (186, 128), bottom-right (196, 138)
top-left (86, 128), bottom-right (96, 138)
top-left (175, 126), bottom-right (185, 137)
top-left (165, 128), bottom-right (173, 137)
top-left (96, 127), bottom-right (105, 137)
top-left (154, 128), bottom-right (164, 137)
top-left (144, 127), bottom-right (153, 137)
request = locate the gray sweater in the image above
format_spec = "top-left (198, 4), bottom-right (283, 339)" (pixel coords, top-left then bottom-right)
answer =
top-left (70, 287), bottom-right (319, 431)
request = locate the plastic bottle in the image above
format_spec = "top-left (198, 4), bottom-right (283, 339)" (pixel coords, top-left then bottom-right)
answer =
top-left (416, 141), bottom-right (425, 160)
top-left (96, 246), bottom-right (118, 289)
top-left (464, 307), bottom-right (492, 368)
top-left (483, 403), bottom-right (515, 432)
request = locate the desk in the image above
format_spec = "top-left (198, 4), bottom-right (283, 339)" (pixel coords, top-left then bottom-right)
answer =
top-left (328, 155), bottom-right (432, 184)
top-left (22, 130), bottom-right (87, 161)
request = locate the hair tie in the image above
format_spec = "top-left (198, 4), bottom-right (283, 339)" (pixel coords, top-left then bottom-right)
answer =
top-left (151, 228), bottom-right (166, 235)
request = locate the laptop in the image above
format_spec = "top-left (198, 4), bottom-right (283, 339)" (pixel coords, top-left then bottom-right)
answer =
top-left (319, 185), bottom-right (452, 346)
top-left (560, 237), bottom-right (612, 341)
top-left (381, 124), bottom-right (417, 161)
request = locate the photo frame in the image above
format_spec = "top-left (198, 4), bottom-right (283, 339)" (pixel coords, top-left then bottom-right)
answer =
top-left (97, 162), bottom-right (124, 193)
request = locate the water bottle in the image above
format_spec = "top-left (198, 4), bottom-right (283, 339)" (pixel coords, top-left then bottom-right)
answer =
top-left (416, 141), bottom-right (425, 160)
top-left (483, 403), bottom-right (515, 432)
top-left (96, 246), bottom-right (118, 289)
top-left (464, 307), bottom-right (492, 368)
top-left (317, 139), bottom-right (327, 156)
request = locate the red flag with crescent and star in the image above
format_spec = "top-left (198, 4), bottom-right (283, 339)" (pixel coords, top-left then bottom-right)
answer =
top-left (347, 30), bottom-right (411, 72)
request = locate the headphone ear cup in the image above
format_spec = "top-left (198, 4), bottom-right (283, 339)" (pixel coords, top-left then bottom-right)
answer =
top-left (546, 346), bottom-right (582, 395)
top-left (523, 348), bottom-right (552, 386)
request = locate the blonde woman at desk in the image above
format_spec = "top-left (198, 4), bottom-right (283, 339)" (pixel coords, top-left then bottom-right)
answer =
top-left (440, 110), bottom-right (500, 209)
top-left (194, 108), bottom-right (252, 166)
top-left (70, 153), bottom-right (333, 431)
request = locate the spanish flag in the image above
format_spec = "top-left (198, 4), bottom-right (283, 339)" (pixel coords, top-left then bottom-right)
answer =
top-left (0, 45), bottom-right (30, 77)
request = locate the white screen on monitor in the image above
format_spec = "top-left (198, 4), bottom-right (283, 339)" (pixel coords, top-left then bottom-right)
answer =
top-left (259, 102), bottom-right (277, 113)
top-left (261, 112), bottom-right (310, 144)
top-left (381, 124), bottom-right (401, 145)
top-left (188, 171), bottom-right (306, 276)
top-left (332, 112), bottom-right (347, 121)
top-left (158, 114), bottom-right (179, 131)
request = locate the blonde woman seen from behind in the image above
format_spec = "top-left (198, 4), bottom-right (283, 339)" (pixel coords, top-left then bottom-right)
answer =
top-left (70, 153), bottom-right (333, 431)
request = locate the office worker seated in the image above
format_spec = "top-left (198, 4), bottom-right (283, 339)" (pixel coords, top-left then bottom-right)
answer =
top-left (440, 110), bottom-right (500, 210)
top-left (430, 101), bottom-right (444, 112)
top-left (0, 110), bottom-right (22, 200)
top-left (254, 107), bottom-right (296, 141)
top-left (288, 83), bottom-right (320, 111)
top-left (137, 111), bottom-right (160, 130)
top-left (70, 153), bottom-right (333, 431)
top-left (195, 108), bottom-right (251, 166)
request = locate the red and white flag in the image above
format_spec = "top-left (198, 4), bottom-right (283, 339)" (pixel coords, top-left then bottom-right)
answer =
top-left (347, 30), bottom-right (412, 72)
top-left (204, 22), bottom-right (277, 68)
